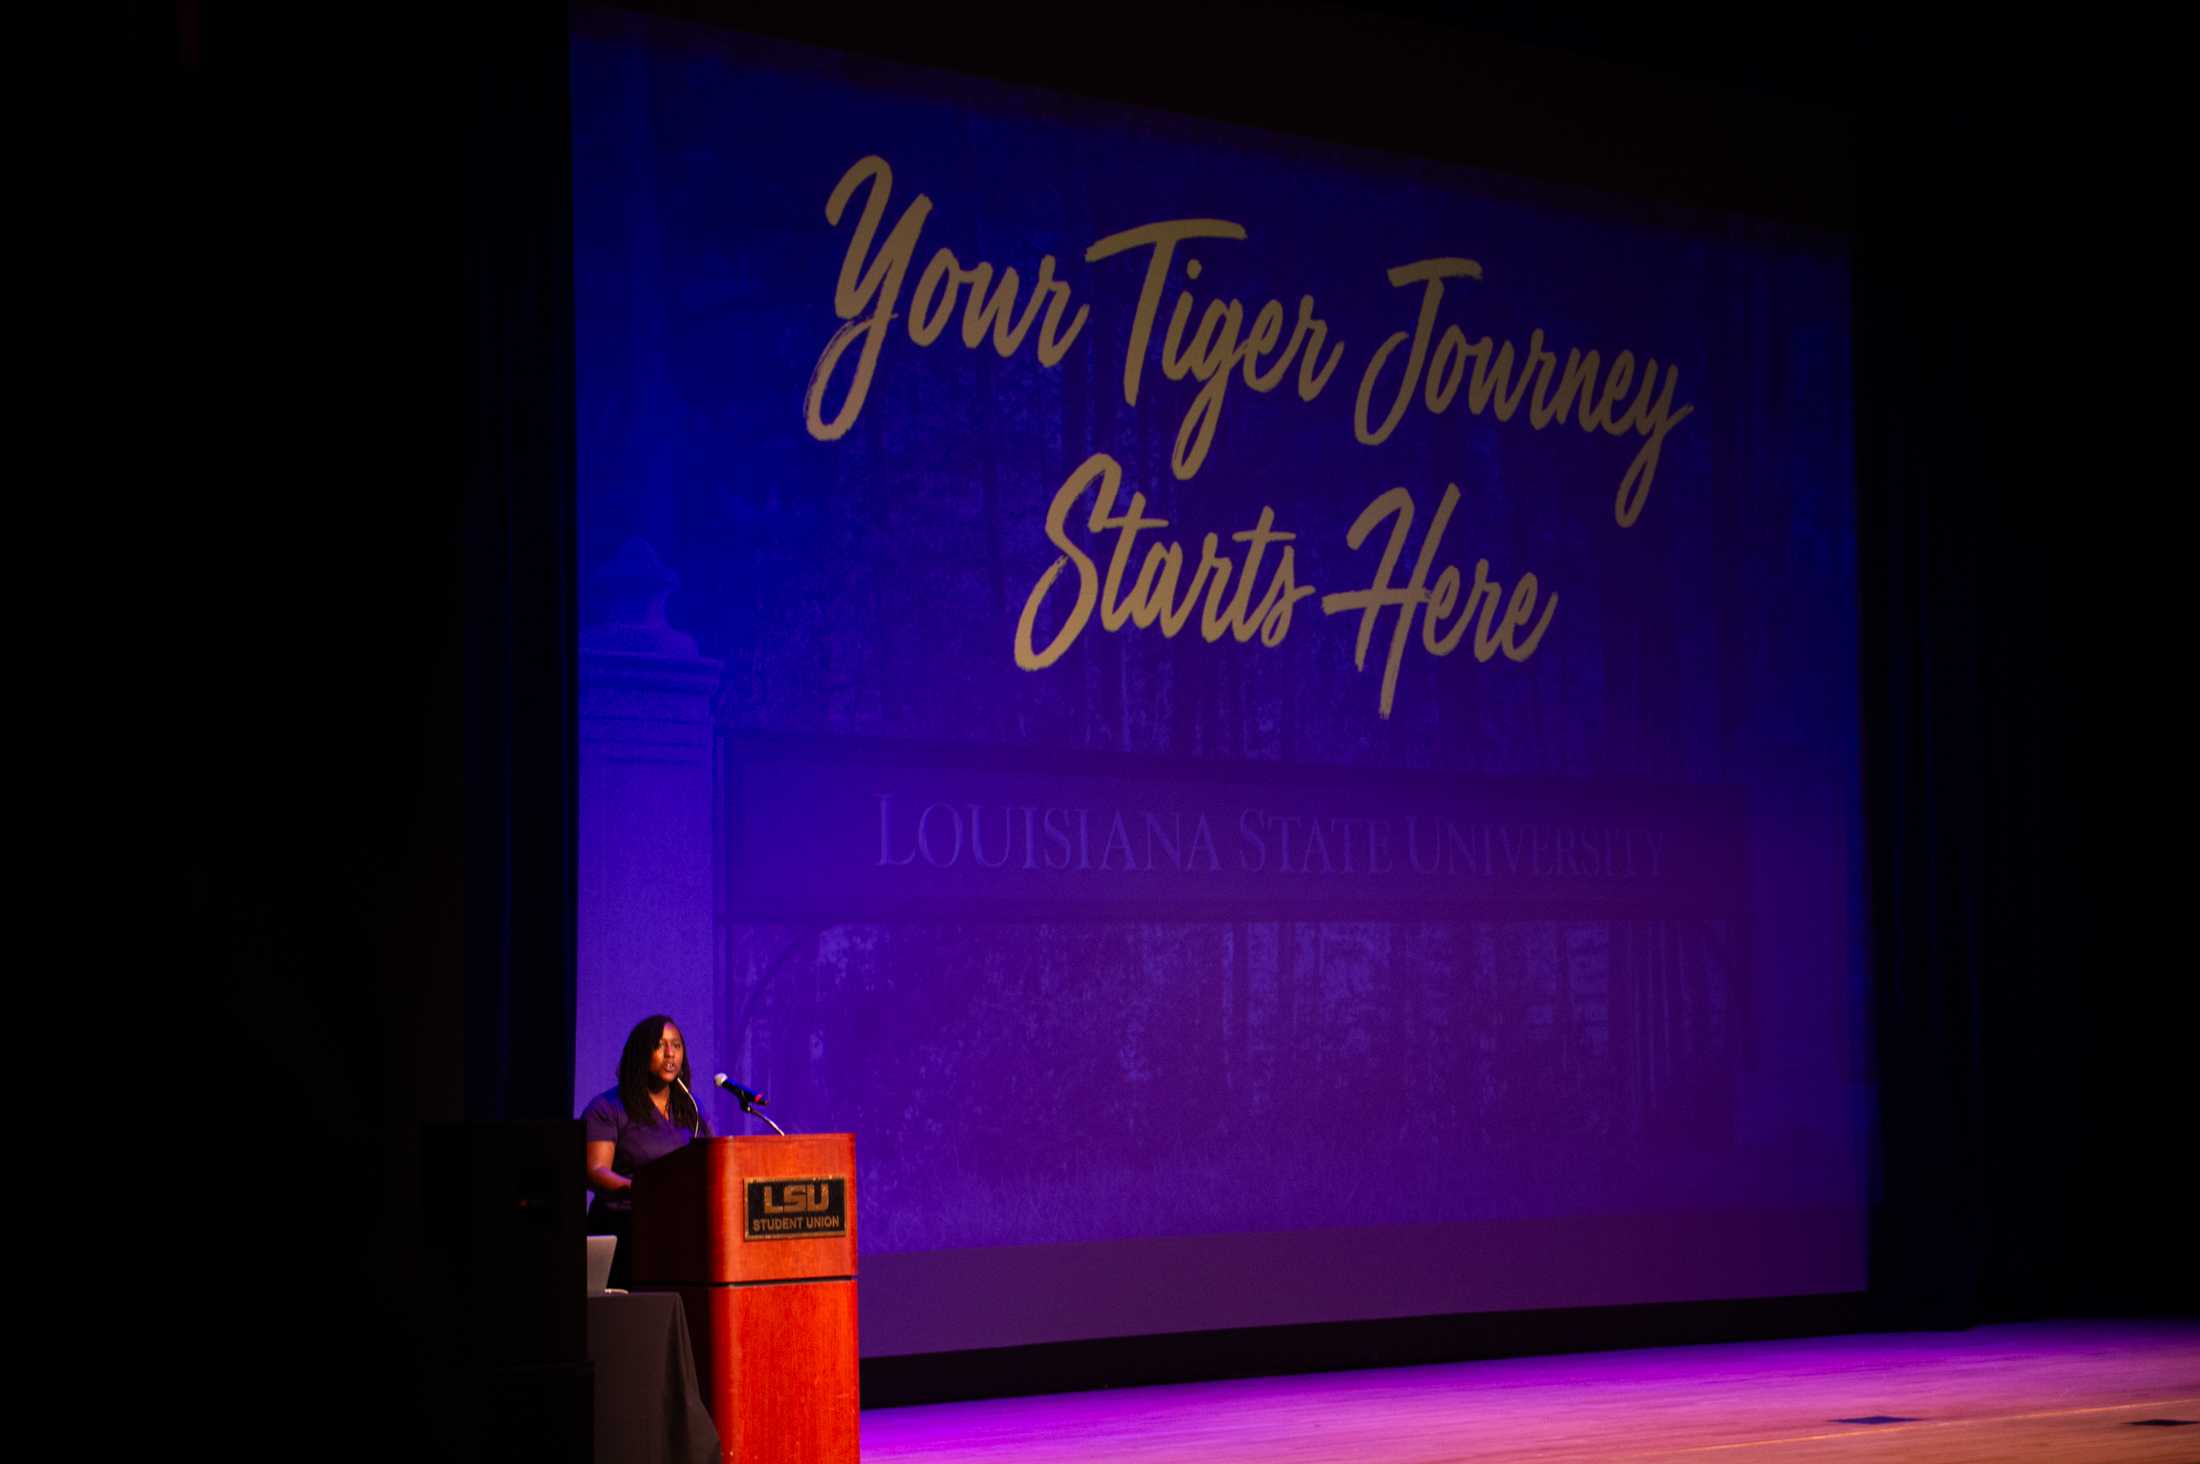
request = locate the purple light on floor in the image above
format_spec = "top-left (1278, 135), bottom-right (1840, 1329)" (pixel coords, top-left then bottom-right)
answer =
top-left (861, 1322), bottom-right (2200, 1462)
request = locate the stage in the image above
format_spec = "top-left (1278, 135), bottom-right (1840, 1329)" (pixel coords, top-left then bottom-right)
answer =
top-left (862, 1321), bottom-right (2200, 1463)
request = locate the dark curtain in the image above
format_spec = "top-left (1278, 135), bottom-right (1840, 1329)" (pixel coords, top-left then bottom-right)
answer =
top-left (1857, 76), bottom-right (2185, 1323)
top-left (163, 0), bottom-right (585, 1455)
top-left (460, 2), bottom-right (581, 1127)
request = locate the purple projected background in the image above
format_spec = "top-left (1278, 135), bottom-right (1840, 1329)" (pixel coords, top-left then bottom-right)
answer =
top-left (569, 10), bottom-right (1866, 1355)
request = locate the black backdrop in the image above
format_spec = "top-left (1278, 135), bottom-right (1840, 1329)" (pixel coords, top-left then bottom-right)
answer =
top-left (161, 1), bottom-right (2184, 1455)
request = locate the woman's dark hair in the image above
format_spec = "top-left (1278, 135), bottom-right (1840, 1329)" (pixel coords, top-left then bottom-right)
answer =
top-left (617, 1014), bottom-right (700, 1130)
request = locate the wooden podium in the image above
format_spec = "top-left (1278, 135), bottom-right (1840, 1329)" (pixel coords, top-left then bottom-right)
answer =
top-left (631, 1135), bottom-right (858, 1464)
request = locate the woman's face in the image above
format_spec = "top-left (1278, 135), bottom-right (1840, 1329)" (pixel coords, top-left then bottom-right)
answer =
top-left (650, 1023), bottom-right (686, 1086)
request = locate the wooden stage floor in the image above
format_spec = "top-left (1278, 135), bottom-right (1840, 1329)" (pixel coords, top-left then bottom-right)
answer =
top-left (862, 1320), bottom-right (2200, 1463)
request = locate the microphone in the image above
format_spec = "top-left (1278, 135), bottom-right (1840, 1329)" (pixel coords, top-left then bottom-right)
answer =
top-left (715, 1073), bottom-right (787, 1136)
top-left (673, 1075), bottom-right (701, 1136)
top-left (714, 1073), bottom-right (767, 1109)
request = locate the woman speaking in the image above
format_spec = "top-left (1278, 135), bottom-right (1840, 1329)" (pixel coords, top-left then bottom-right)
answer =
top-left (583, 1013), bottom-right (714, 1289)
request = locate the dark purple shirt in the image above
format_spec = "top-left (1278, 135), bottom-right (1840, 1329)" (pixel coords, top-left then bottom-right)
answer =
top-left (582, 1086), bottom-right (713, 1211)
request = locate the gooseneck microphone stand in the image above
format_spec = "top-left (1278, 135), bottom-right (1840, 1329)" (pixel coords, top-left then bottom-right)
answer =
top-left (715, 1072), bottom-right (787, 1135)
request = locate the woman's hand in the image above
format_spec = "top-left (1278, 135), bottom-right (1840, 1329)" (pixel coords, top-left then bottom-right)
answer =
top-left (584, 1139), bottom-right (631, 1195)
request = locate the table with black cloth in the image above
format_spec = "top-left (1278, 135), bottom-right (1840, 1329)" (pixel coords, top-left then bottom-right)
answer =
top-left (586, 1290), bottom-right (721, 1464)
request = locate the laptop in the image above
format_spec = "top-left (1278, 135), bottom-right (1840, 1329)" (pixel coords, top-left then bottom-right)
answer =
top-left (586, 1235), bottom-right (620, 1296)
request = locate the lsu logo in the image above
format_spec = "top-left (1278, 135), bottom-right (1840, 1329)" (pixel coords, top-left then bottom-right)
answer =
top-left (760, 1182), bottom-right (832, 1214)
top-left (744, 1175), bottom-right (849, 1241)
